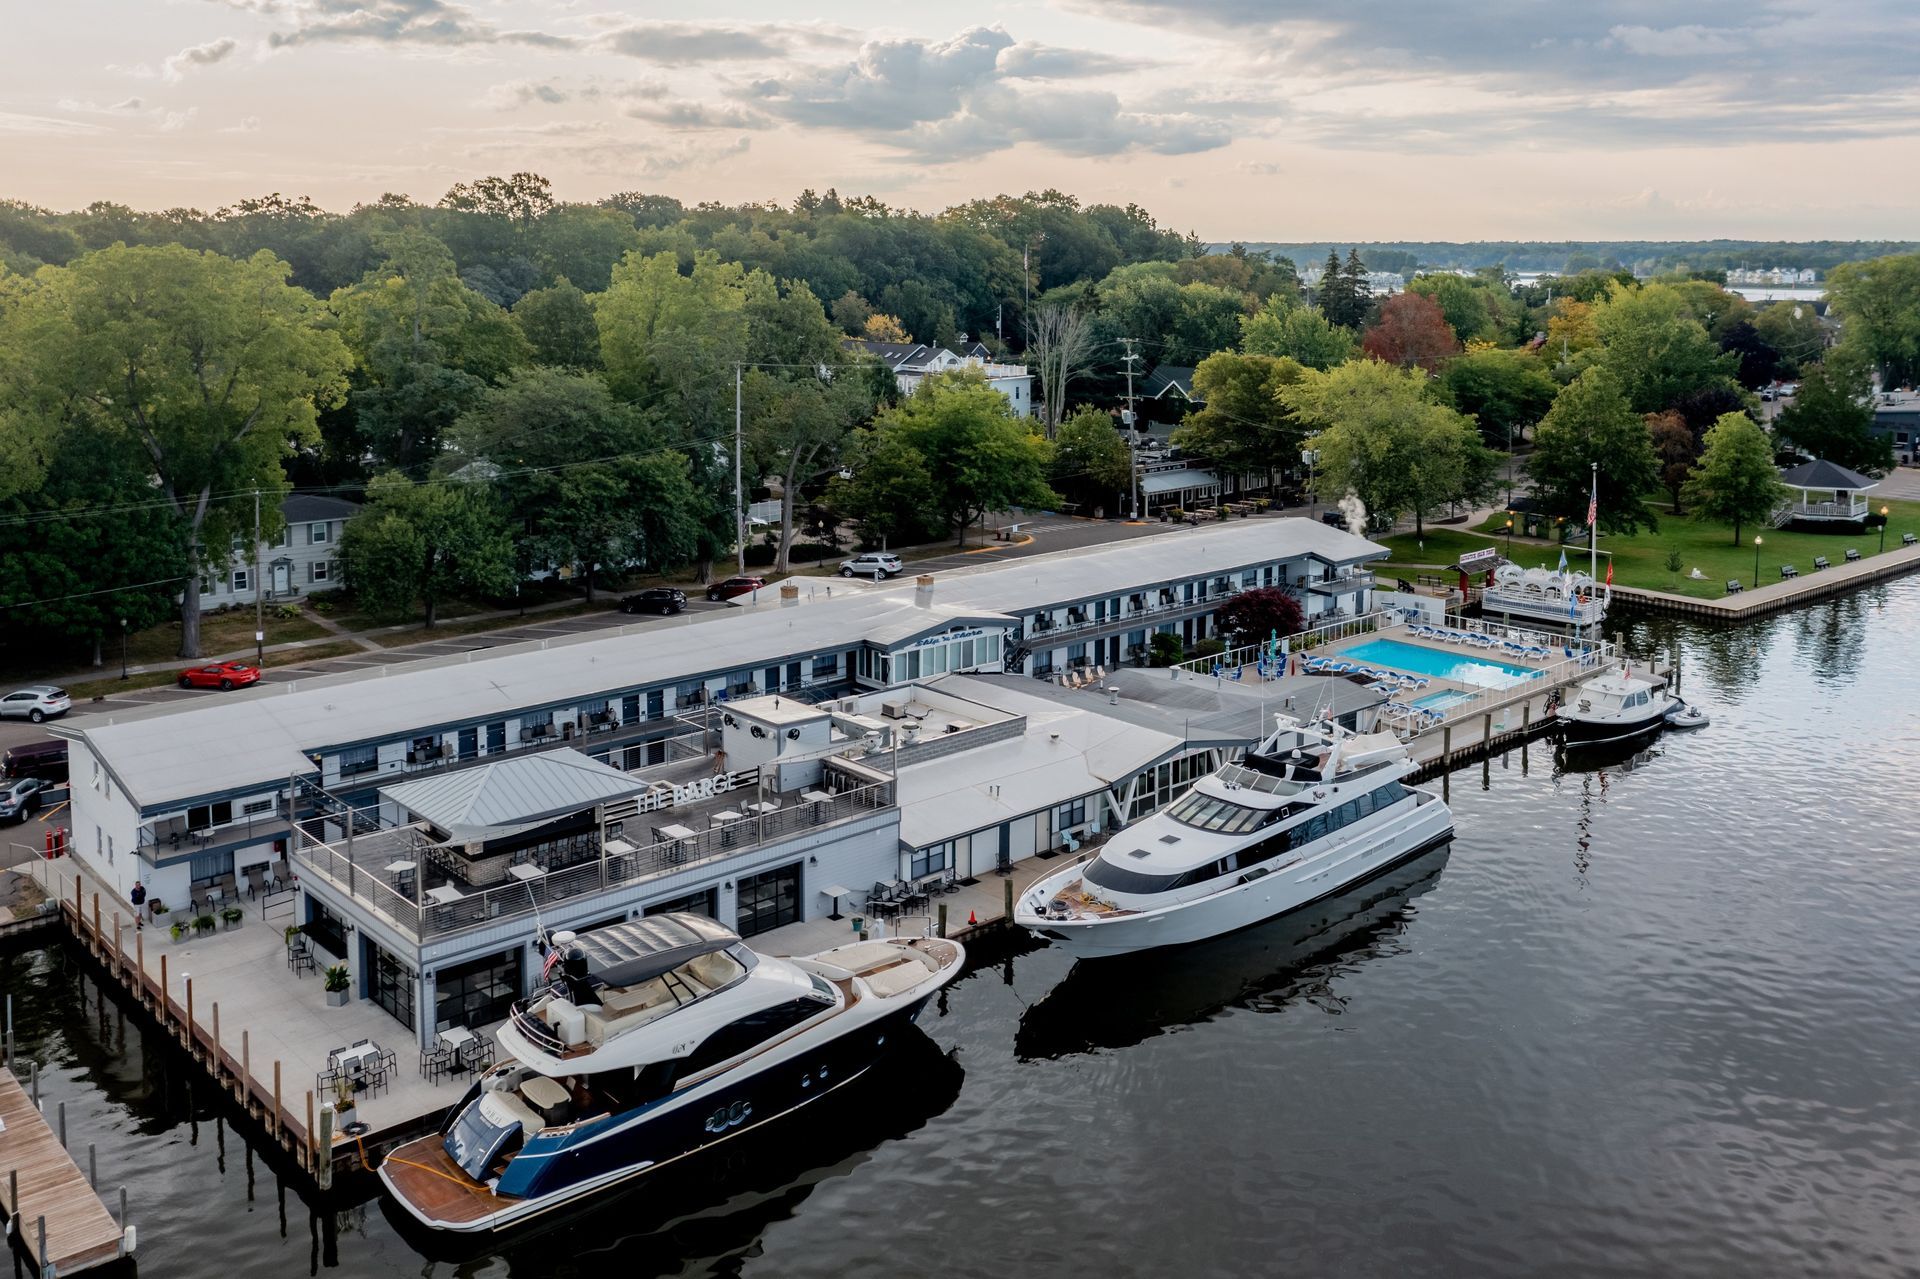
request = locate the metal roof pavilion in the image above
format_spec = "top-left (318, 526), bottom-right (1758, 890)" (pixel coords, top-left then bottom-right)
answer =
top-left (378, 747), bottom-right (648, 843)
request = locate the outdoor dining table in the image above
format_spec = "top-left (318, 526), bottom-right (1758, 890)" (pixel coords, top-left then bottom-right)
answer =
top-left (386, 860), bottom-right (417, 897)
top-left (654, 823), bottom-right (696, 862)
top-left (711, 810), bottom-right (743, 845)
top-left (744, 801), bottom-right (780, 816)
top-left (333, 1040), bottom-right (383, 1090)
top-left (506, 863), bottom-right (544, 882)
top-left (439, 1025), bottom-right (482, 1073)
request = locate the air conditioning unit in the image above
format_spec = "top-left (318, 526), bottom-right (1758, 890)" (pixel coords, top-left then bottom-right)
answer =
top-left (881, 700), bottom-right (906, 719)
top-left (837, 698), bottom-right (859, 713)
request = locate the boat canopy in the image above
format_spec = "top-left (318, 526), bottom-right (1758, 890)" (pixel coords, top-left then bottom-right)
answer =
top-left (570, 913), bottom-right (743, 989)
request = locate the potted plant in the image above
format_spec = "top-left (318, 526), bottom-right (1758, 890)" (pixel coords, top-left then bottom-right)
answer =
top-left (331, 1074), bottom-right (356, 1127)
top-left (169, 920), bottom-right (189, 944)
top-left (284, 923), bottom-right (303, 948)
top-left (192, 912), bottom-right (216, 936)
top-left (220, 906), bottom-right (244, 930)
top-left (322, 964), bottom-right (351, 1007)
top-left (148, 900), bottom-right (169, 924)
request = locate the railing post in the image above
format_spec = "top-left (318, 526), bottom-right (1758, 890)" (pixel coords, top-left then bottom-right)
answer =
top-left (159, 954), bottom-right (169, 1022)
top-left (242, 1030), bottom-right (250, 1106)
top-left (272, 1061), bottom-right (282, 1141)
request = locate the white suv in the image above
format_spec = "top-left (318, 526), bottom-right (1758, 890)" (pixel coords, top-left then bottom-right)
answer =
top-left (0, 686), bottom-right (71, 724)
top-left (839, 552), bottom-right (904, 579)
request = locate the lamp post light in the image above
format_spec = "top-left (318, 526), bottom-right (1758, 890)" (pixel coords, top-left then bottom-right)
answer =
top-left (1504, 515), bottom-right (1515, 557)
top-left (1880, 504), bottom-right (1891, 554)
top-left (119, 617), bottom-right (128, 681)
top-left (1300, 448), bottom-right (1320, 520)
top-left (1754, 534), bottom-right (1763, 585)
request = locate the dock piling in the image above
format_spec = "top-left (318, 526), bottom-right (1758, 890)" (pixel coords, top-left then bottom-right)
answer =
top-left (272, 1062), bottom-right (282, 1141)
top-left (317, 1104), bottom-right (334, 1191)
top-left (37, 1216), bottom-right (46, 1278)
top-left (57, 1100), bottom-right (66, 1148)
top-left (1003, 878), bottom-right (1014, 921)
top-left (305, 1093), bottom-right (315, 1170)
top-left (937, 903), bottom-right (948, 939)
top-left (88, 1143), bottom-right (96, 1189)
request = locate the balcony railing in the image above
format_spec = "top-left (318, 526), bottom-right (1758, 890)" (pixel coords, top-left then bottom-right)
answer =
top-left (1305, 571), bottom-right (1375, 595)
top-left (292, 779), bottom-right (895, 940)
top-left (139, 809), bottom-right (288, 857)
top-left (1027, 591), bottom-right (1236, 642)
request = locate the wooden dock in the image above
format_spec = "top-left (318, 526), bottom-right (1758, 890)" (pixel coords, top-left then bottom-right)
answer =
top-left (0, 1066), bottom-right (128, 1276)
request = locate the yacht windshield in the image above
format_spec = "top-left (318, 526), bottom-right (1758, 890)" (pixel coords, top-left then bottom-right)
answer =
top-left (1166, 790), bottom-right (1269, 834)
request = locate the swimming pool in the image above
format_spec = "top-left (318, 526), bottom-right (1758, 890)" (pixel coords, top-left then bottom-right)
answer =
top-left (1340, 637), bottom-right (1543, 690)
top-left (1412, 688), bottom-right (1478, 711)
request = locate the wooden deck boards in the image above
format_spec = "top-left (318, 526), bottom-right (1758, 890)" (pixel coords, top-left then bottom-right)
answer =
top-left (0, 1067), bottom-right (124, 1273)
top-left (380, 1135), bottom-right (504, 1226)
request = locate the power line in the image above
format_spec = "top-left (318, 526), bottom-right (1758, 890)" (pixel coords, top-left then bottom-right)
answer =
top-left (0, 574), bottom-right (194, 612)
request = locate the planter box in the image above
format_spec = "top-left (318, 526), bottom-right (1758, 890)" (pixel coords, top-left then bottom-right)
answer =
top-left (324, 988), bottom-right (350, 1007)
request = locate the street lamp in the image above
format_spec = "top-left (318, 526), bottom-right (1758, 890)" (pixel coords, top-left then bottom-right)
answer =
top-left (1753, 534), bottom-right (1763, 585)
top-left (1880, 504), bottom-right (1891, 554)
top-left (1504, 515), bottom-right (1515, 557)
top-left (1300, 448), bottom-right (1320, 519)
top-left (119, 617), bottom-right (128, 681)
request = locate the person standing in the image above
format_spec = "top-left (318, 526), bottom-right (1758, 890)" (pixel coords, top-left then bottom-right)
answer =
top-left (130, 880), bottom-right (147, 929)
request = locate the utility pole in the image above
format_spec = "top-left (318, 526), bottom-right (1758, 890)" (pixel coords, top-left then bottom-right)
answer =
top-left (1121, 337), bottom-right (1142, 520)
top-left (734, 363), bottom-right (745, 575)
top-left (252, 489), bottom-right (264, 666)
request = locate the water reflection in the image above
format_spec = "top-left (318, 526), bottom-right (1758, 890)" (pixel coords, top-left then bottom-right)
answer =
top-left (1013, 844), bottom-right (1451, 1061)
top-left (381, 1029), bottom-right (966, 1274)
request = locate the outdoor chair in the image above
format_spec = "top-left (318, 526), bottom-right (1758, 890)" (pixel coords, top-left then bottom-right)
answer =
top-left (269, 859), bottom-right (292, 890)
top-left (1905, 533), bottom-right (1918, 547)
top-left (1726, 580), bottom-right (1742, 595)
top-left (420, 1044), bottom-right (454, 1081)
top-left (244, 866), bottom-right (268, 899)
top-left (1846, 549), bottom-right (1862, 562)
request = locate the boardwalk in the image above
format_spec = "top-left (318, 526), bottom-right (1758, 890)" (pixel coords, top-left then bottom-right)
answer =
top-left (0, 1066), bottom-right (126, 1274)
top-left (1613, 540), bottom-right (1920, 620)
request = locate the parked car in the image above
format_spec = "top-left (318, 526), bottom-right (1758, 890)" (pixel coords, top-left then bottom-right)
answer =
top-left (839, 552), bottom-right (904, 579)
top-left (618, 588), bottom-right (687, 615)
top-left (2, 739), bottom-right (68, 784)
top-left (0, 777), bottom-right (46, 824)
top-left (0, 686), bottom-right (70, 724)
top-left (705, 575), bottom-right (766, 602)
top-left (178, 661), bottom-right (262, 691)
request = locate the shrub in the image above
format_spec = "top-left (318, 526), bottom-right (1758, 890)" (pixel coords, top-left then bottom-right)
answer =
top-left (273, 603), bottom-right (302, 620)
top-left (311, 599), bottom-right (334, 614)
top-left (743, 544), bottom-right (776, 567)
top-left (192, 913), bottom-right (216, 934)
top-left (221, 906), bottom-right (244, 925)
top-left (1148, 633), bottom-right (1185, 667)
top-left (1191, 637), bottom-right (1227, 659)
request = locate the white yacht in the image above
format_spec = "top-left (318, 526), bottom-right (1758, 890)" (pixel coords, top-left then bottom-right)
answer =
top-left (1554, 669), bottom-right (1676, 746)
top-left (380, 914), bottom-right (963, 1232)
top-left (1014, 715), bottom-right (1454, 959)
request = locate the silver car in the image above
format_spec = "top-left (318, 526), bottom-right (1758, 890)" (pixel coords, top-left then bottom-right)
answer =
top-left (839, 552), bottom-right (904, 579)
top-left (0, 686), bottom-right (70, 724)
top-left (0, 777), bottom-right (45, 823)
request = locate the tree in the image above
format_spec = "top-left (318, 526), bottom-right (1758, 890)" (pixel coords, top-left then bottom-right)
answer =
top-left (438, 172), bottom-right (554, 229)
top-left (448, 368), bottom-right (701, 599)
top-left (1213, 587), bottom-right (1304, 649)
top-left (1683, 412), bottom-right (1787, 545)
top-left (829, 430), bottom-right (939, 548)
top-left (747, 369), bottom-right (877, 570)
top-left (1438, 348), bottom-right (1558, 449)
top-left (1526, 368), bottom-right (1661, 534)
top-left (1648, 410), bottom-right (1698, 513)
top-left (1776, 361), bottom-right (1893, 473)
top-left (1408, 272), bottom-right (1507, 343)
top-left (1239, 298), bottom-right (1355, 370)
top-left (1751, 300), bottom-right (1825, 379)
top-left (1280, 359), bottom-right (1492, 535)
top-left (512, 279), bottom-right (601, 368)
top-left (1826, 252), bottom-right (1920, 388)
top-left (1050, 407), bottom-right (1133, 513)
top-left (878, 370), bottom-right (1056, 545)
top-left (861, 313), bottom-right (911, 343)
top-left (0, 243), bottom-right (349, 656)
top-left (338, 472), bottom-right (515, 624)
top-left (1587, 281), bottom-right (1740, 415)
top-left (1171, 353), bottom-right (1305, 495)
top-left (1027, 304), bottom-right (1097, 438)
top-left (1717, 318), bottom-right (1782, 389)
top-left (1361, 292), bottom-right (1460, 371)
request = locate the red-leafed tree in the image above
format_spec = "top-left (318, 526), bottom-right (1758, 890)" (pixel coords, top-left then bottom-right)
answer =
top-left (1214, 587), bottom-right (1305, 649)
top-left (1361, 292), bottom-right (1461, 372)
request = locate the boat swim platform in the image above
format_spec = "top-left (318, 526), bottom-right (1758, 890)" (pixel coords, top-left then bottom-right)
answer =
top-left (0, 1066), bottom-right (132, 1276)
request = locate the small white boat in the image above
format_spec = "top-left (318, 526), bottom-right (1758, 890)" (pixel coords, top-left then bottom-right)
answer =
top-left (1663, 701), bottom-right (1709, 730)
top-left (1555, 669), bottom-right (1676, 746)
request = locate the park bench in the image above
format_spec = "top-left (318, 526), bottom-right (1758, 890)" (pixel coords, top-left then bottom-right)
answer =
top-left (1780, 565), bottom-right (1799, 580)
top-left (1725, 579), bottom-right (1743, 595)
top-left (1812, 556), bottom-right (1830, 570)
top-left (1904, 533), bottom-right (1917, 547)
top-left (1845, 548), bottom-right (1862, 562)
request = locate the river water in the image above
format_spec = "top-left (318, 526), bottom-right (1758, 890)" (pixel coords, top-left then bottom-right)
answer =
top-left (8, 577), bottom-right (1920, 1277)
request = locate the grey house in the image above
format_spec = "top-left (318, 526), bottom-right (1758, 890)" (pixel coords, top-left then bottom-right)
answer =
top-left (203, 494), bottom-right (359, 609)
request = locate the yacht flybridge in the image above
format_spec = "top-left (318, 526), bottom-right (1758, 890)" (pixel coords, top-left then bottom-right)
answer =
top-left (1015, 714), bottom-right (1453, 958)
top-left (380, 914), bottom-right (963, 1232)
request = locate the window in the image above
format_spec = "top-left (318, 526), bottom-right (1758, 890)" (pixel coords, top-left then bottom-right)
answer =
top-left (646, 887), bottom-right (717, 919)
top-left (735, 863), bottom-right (801, 937)
top-left (242, 797), bottom-right (273, 817)
top-left (812, 653), bottom-right (837, 678)
top-left (305, 898), bottom-right (350, 959)
top-left (911, 841), bottom-right (953, 879)
top-left (338, 744), bottom-right (378, 778)
top-left (186, 800), bottom-right (234, 829)
top-left (1055, 798), bottom-right (1087, 832)
top-left (309, 521), bottom-right (330, 544)
top-left (434, 949), bottom-right (523, 1033)
top-left (678, 997), bottom-right (828, 1076)
top-left (1082, 856), bottom-right (1223, 896)
top-left (231, 569), bottom-right (250, 593)
top-left (309, 560), bottom-right (330, 583)
top-left (106, 834), bottom-right (113, 863)
top-left (273, 527), bottom-right (290, 549)
top-left (410, 735), bottom-right (439, 759)
top-left (1166, 791), bottom-right (1269, 834)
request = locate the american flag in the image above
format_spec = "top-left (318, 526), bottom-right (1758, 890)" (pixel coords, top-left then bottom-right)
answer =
top-left (1586, 490), bottom-right (1598, 528)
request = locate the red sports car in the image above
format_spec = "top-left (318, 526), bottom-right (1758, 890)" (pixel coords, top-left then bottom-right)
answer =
top-left (178, 661), bottom-right (262, 691)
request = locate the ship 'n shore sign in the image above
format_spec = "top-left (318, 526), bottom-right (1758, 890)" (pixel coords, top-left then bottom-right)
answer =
top-left (1457, 547), bottom-right (1499, 572)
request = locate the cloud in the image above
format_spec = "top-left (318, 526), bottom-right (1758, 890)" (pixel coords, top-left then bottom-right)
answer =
top-left (219, 115), bottom-right (262, 133)
top-left (1606, 24), bottom-right (1749, 57)
top-left (748, 26), bottom-right (1226, 160)
top-left (996, 43), bottom-right (1148, 78)
top-left (481, 79), bottom-right (573, 109)
top-left (258, 0), bottom-right (575, 49)
top-left (624, 98), bottom-right (768, 130)
top-left (0, 111), bottom-right (107, 136)
top-left (600, 22), bottom-right (782, 65)
top-left (163, 36), bottom-right (239, 81)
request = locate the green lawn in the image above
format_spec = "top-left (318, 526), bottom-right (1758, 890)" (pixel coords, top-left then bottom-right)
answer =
top-left (1475, 501), bottom-right (1920, 599)
top-left (123, 609), bottom-right (329, 665)
top-left (1372, 528), bottom-right (1502, 571)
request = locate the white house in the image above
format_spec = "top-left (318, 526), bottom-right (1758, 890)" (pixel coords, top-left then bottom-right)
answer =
top-left (202, 493), bottom-right (360, 610)
top-left (846, 338), bottom-right (1034, 418)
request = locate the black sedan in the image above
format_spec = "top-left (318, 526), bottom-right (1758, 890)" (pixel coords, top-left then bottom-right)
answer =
top-left (619, 588), bottom-right (687, 615)
top-left (0, 777), bottom-right (45, 824)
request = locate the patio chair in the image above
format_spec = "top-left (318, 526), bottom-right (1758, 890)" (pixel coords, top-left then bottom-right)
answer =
top-left (243, 865), bottom-right (268, 899)
top-left (270, 859), bottom-right (292, 890)
top-left (420, 1044), bottom-right (454, 1081)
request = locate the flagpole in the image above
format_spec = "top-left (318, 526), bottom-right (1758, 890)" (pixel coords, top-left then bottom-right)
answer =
top-left (1588, 462), bottom-right (1599, 652)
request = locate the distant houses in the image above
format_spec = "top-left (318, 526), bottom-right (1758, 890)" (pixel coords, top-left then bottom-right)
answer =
top-left (845, 338), bottom-right (1035, 417)
top-left (199, 493), bottom-right (359, 611)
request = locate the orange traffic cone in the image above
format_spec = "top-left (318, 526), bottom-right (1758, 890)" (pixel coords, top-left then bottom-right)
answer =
top-left (967, 910), bottom-right (977, 926)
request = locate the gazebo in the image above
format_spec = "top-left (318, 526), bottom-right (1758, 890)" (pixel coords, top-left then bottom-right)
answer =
top-left (1777, 459), bottom-right (1878, 526)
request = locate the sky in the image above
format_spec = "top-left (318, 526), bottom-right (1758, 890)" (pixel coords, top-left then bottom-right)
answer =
top-left (5, 0), bottom-right (1920, 241)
